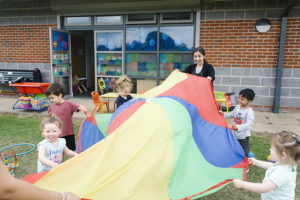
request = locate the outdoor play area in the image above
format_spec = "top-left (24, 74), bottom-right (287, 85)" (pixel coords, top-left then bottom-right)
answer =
top-left (1, 113), bottom-right (299, 200)
top-left (1, 71), bottom-right (300, 200)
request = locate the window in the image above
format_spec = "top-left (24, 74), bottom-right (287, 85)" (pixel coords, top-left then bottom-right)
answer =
top-left (96, 32), bottom-right (122, 51)
top-left (160, 26), bottom-right (194, 51)
top-left (160, 12), bottom-right (193, 23)
top-left (126, 53), bottom-right (157, 78)
top-left (97, 53), bottom-right (122, 76)
top-left (126, 27), bottom-right (157, 51)
top-left (95, 31), bottom-right (123, 78)
top-left (95, 15), bottom-right (123, 25)
top-left (159, 53), bottom-right (192, 78)
top-left (64, 16), bottom-right (91, 26)
top-left (126, 13), bottom-right (156, 24)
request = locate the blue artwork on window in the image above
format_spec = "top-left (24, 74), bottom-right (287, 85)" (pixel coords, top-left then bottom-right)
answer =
top-left (52, 31), bottom-right (69, 51)
top-left (96, 32), bottom-right (122, 51)
top-left (159, 53), bottom-right (192, 78)
top-left (126, 27), bottom-right (157, 51)
top-left (126, 53), bottom-right (157, 78)
top-left (159, 26), bottom-right (194, 51)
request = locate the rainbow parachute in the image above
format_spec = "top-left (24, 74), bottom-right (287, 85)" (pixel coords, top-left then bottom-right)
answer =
top-left (25, 71), bottom-right (247, 200)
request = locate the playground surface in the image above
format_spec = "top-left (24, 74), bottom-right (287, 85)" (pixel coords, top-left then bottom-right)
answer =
top-left (0, 95), bottom-right (300, 135)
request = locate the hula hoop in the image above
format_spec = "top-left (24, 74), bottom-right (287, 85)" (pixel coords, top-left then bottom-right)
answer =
top-left (0, 143), bottom-right (35, 157)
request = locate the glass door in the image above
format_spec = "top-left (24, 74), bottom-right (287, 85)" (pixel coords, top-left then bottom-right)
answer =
top-left (50, 28), bottom-right (72, 98)
top-left (94, 30), bottom-right (123, 93)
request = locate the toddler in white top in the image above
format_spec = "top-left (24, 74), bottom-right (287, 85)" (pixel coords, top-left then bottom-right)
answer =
top-left (233, 131), bottom-right (300, 200)
top-left (37, 114), bottom-right (77, 173)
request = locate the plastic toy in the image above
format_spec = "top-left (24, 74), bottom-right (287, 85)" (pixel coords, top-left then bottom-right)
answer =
top-left (0, 149), bottom-right (18, 176)
top-left (9, 82), bottom-right (51, 113)
top-left (19, 96), bottom-right (32, 109)
top-left (110, 78), bottom-right (116, 91)
top-left (104, 78), bottom-right (110, 90)
top-left (267, 155), bottom-right (276, 163)
top-left (248, 151), bottom-right (255, 158)
top-left (98, 78), bottom-right (105, 90)
top-left (0, 143), bottom-right (36, 176)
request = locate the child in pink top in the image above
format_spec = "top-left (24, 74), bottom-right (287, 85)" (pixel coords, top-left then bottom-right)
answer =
top-left (46, 83), bottom-right (87, 150)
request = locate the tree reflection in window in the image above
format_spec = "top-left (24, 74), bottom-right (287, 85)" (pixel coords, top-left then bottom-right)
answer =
top-left (126, 27), bottom-right (157, 51)
top-left (160, 26), bottom-right (194, 51)
top-left (96, 32), bottom-right (122, 51)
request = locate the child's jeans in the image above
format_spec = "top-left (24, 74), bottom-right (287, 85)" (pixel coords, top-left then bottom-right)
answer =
top-left (238, 137), bottom-right (250, 157)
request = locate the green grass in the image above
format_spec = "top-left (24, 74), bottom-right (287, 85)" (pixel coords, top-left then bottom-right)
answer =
top-left (0, 113), bottom-right (299, 200)
top-left (0, 113), bottom-right (81, 178)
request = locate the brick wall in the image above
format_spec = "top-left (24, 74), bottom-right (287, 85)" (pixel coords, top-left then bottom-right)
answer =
top-left (200, 18), bottom-right (300, 111)
top-left (200, 19), bottom-right (281, 68)
top-left (0, 24), bottom-right (55, 63)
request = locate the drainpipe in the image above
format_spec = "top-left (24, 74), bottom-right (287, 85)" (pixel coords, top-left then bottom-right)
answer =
top-left (273, 0), bottom-right (297, 113)
top-left (273, 17), bottom-right (287, 113)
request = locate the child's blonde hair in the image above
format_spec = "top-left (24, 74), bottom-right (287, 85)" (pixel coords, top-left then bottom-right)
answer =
top-left (270, 131), bottom-right (300, 165)
top-left (116, 75), bottom-right (132, 91)
top-left (41, 113), bottom-right (62, 131)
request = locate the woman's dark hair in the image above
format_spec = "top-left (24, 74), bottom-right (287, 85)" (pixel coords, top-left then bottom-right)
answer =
top-left (46, 83), bottom-right (64, 97)
top-left (239, 88), bottom-right (255, 101)
top-left (193, 46), bottom-right (207, 63)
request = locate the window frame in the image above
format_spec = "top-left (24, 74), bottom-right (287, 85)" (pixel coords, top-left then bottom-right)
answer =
top-left (125, 13), bottom-right (157, 24)
top-left (160, 12), bottom-right (193, 24)
top-left (64, 16), bottom-right (92, 26)
top-left (94, 15), bottom-right (123, 25)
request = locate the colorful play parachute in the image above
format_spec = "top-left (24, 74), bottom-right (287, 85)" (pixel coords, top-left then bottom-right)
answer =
top-left (25, 71), bottom-right (248, 200)
top-left (76, 113), bottom-right (112, 154)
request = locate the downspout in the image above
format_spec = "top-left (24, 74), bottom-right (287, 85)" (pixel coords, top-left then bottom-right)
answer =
top-left (273, 0), bottom-right (297, 113)
top-left (272, 17), bottom-right (287, 113)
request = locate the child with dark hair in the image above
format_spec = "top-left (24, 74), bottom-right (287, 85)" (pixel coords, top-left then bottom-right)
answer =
top-left (220, 88), bottom-right (255, 157)
top-left (233, 131), bottom-right (300, 199)
top-left (46, 83), bottom-right (87, 150)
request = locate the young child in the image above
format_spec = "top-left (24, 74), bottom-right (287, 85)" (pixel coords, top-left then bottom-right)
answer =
top-left (116, 75), bottom-right (133, 108)
top-left (37, 114), bottom-right (77, 173)
top-left (220, 88), bottom-right (255, 157)
top-left (233, 131), bottom-right (300, 199)
top-left (46, 83), bottom-right (87, 150)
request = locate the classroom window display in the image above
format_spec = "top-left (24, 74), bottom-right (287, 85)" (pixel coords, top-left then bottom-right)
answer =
top-left (52, 31), bottom-right (71, 76)
top-left (159, 53), bottom-right (192, 78)
top-left (126, 53), bottom-right (157, 78)
top-left (52, 51), bottom-right (70, 76)
top-left (94, 18), bottom-right (195, 81)
top-left (97, 53), bottom-right (122, 76)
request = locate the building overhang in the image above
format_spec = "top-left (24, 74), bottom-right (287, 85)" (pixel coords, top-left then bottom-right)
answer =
top-left (50, 0), bottom-right (201, 15)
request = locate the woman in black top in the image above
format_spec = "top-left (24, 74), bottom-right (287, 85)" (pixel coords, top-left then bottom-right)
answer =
top-left (183, 46), bottom-right (215, 83)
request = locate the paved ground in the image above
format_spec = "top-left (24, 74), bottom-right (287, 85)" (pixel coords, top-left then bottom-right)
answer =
top-left (1, 95), bottom-right (300, 135)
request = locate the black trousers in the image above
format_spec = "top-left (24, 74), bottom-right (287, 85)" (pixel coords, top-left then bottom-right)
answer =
top-left (238, 137), bottom-right (250, 157)
top-left (61, 135), bottom-right (76, 151)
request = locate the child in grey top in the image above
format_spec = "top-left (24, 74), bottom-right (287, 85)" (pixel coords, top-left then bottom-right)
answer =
top-left (221, 88), bottom-right (255, 157)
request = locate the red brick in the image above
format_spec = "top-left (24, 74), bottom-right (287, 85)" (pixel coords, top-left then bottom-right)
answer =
top-left (0, 24), bottom-right (56, 63)
top-left (200, 19), bottom-right (300, 69)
